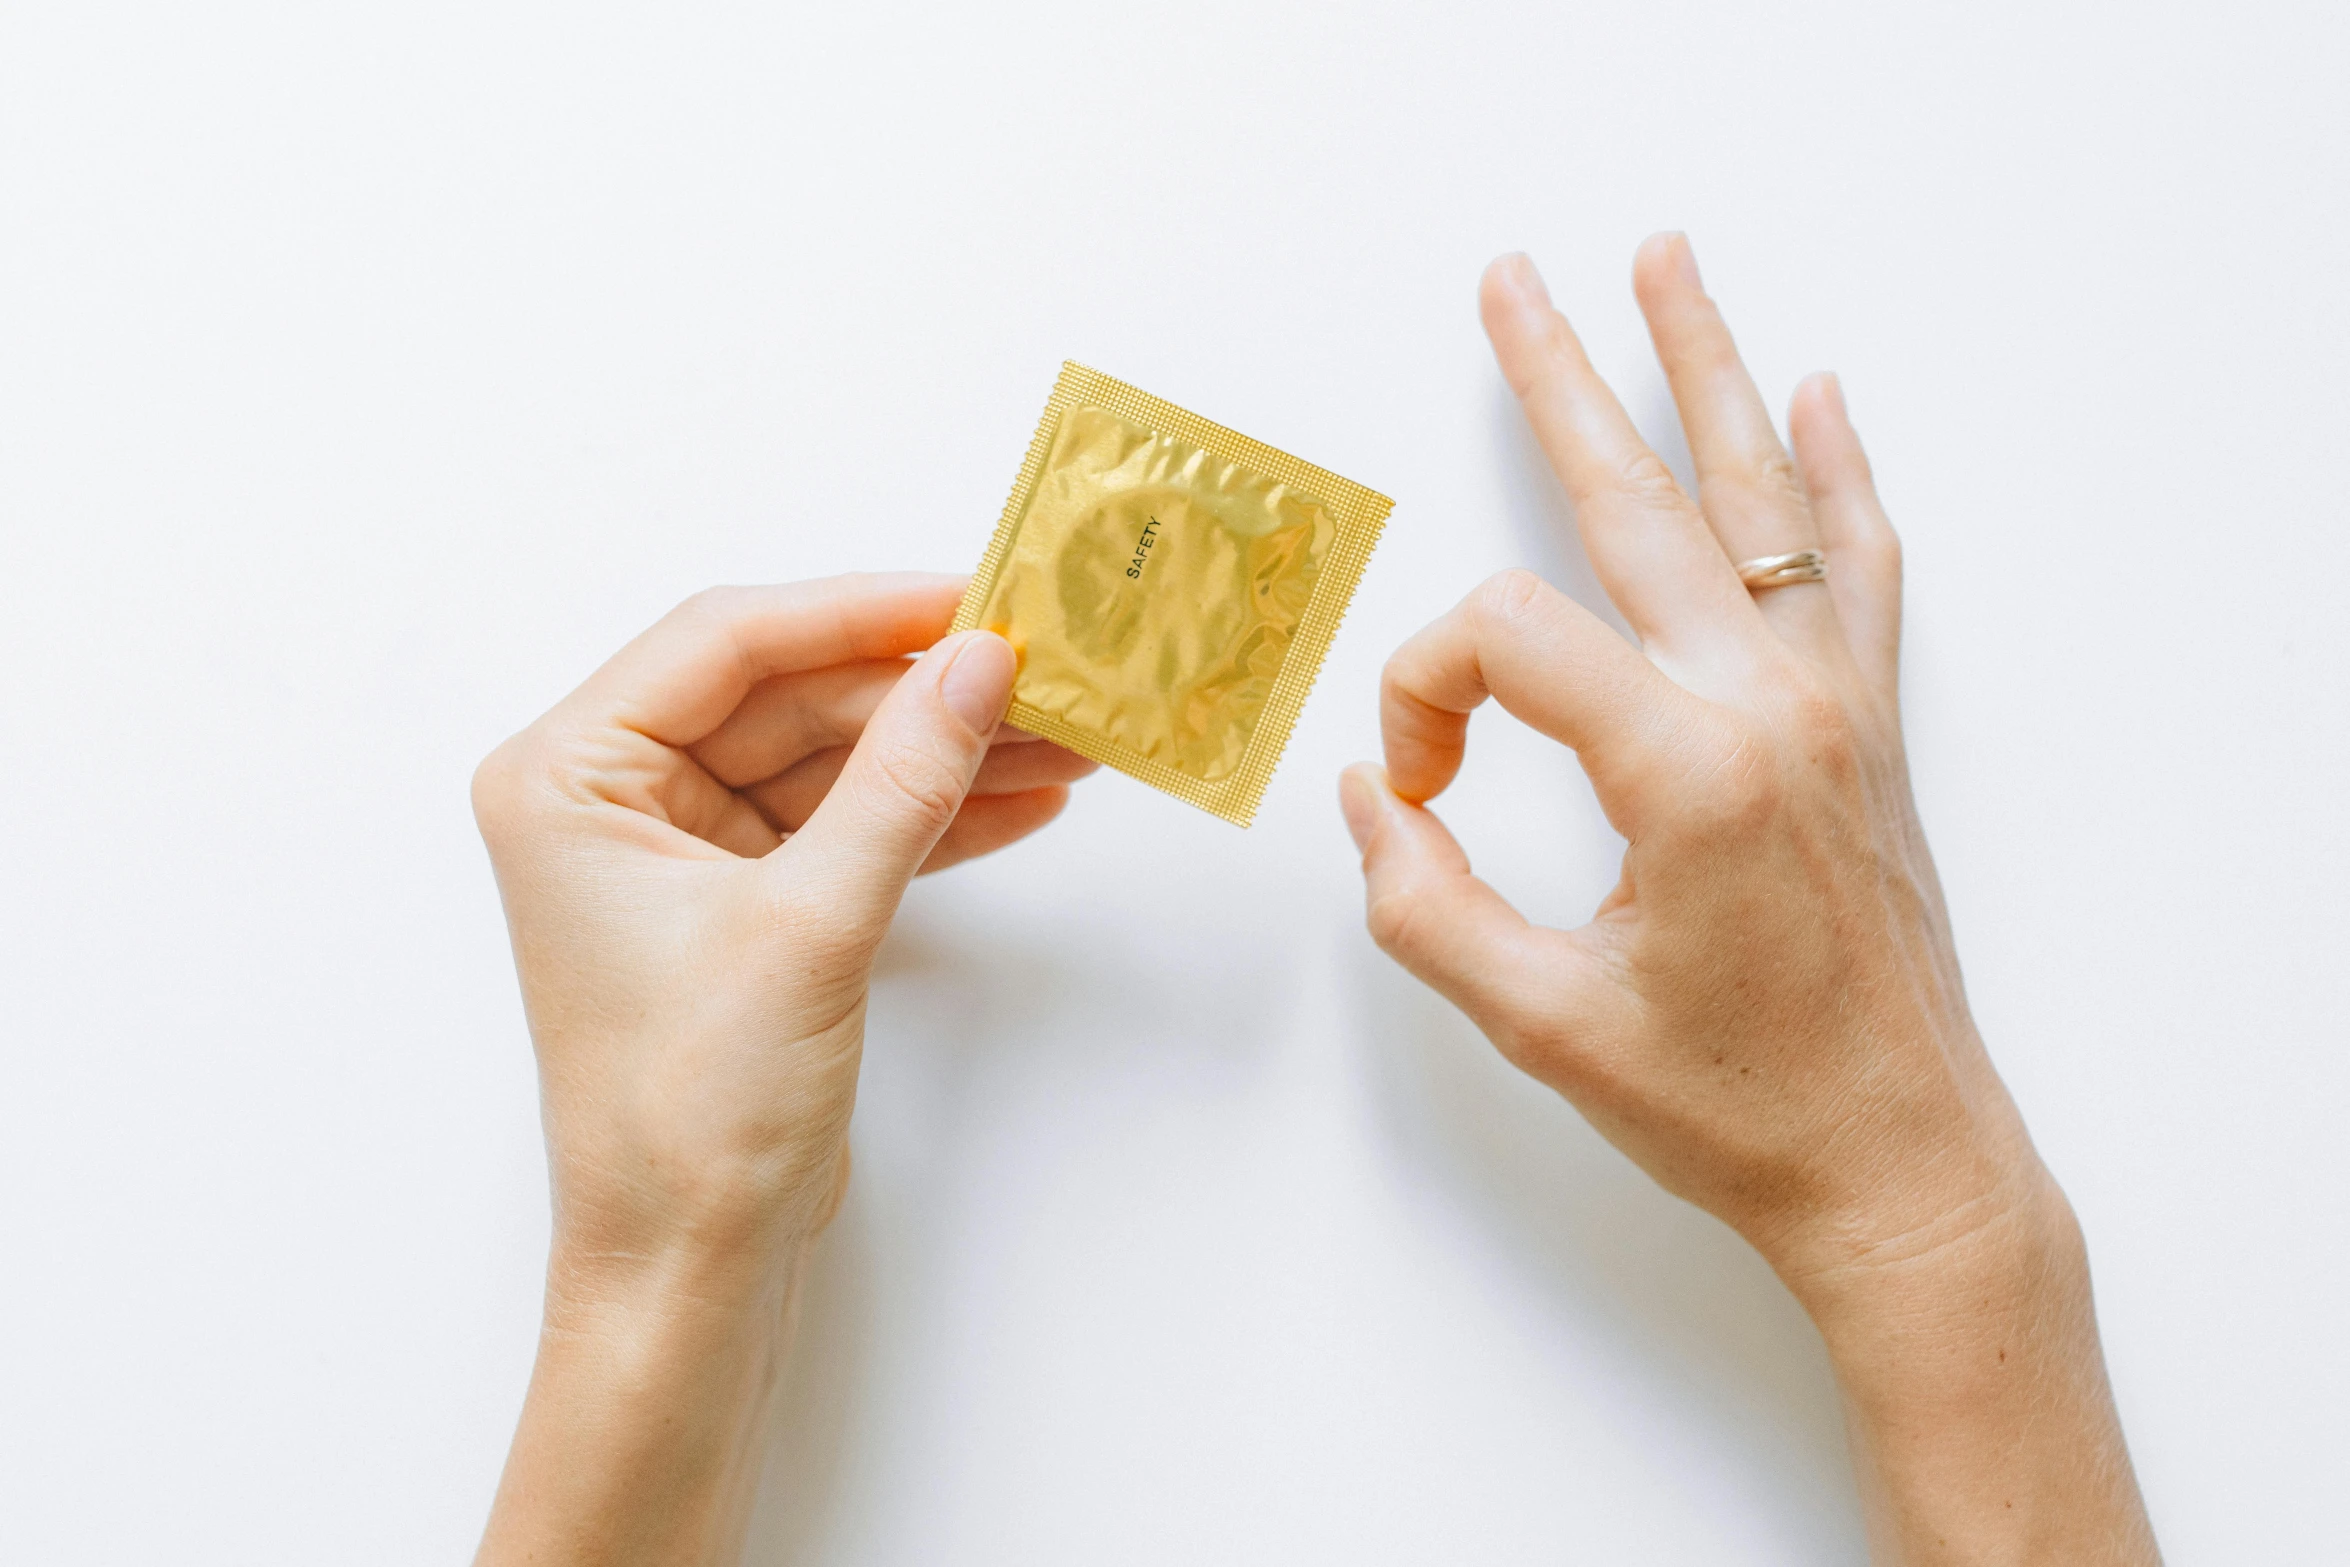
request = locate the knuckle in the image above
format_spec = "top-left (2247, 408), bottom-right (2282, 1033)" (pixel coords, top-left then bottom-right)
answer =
top-left (1780, 679), bottom-right (1863, 781)
top-left (1713, 450), bottom-right (1809, 520)
top-left (1362, 886), bottom-right (1422, 957)
top-left (1678, 719), bottom-right (1785, 841)
top-left (468, 735), bottom-right (534, 833)
top-left (1482, 982), bottom-right (1602, 1088)
top-left (1363, 881), bottom-right (1471, 976)
top-left (1842, 526), bottom-right (1903, 599)
top-left (1376, 651), bottom-right (1412, 712)
top-left (1615, 448), bottom-right (1685, 507)
top-left (1752, 447), bottom-right (1801, 492)
top-left (671, 585), bottom-right (757, 644)
top-left (865, 734), bottom-right (966, 834)
top-left (1467, 567), bottom-right (1551, 632)
top-left (1763, 658), bottom-right (1858, 742)
top-left (1487, 1010), bottom-right (1561, 1076)
top-left (677, 584), bottom-right (745, 620)
top-left (768, 889), bottom-right (873, 974)
top-left (1750, 450), bottom-right (1809, 510)
top-left (1501, 313), bottom-right (1579, 398)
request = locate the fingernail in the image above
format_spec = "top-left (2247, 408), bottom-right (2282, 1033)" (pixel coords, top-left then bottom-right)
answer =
top-left (1821, 370), bottom-right (1847, 415)
top-left (1494, 251), bottom-right (1551, 307)
top-left (940, 632), bottom-right (1015, 736)
top-left (1668, 232), bottom-right (1702, 290)
top-left (1338, 764), bottom-right (1384, 851)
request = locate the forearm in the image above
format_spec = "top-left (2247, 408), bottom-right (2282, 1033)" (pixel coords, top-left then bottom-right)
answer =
top-left (475, 1239), bottom-right (801, 1567)
top-left (1797, 1174), bottom-right (2159, 1566)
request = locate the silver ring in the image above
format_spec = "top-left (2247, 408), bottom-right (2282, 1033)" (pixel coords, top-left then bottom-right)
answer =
top-left (1735, 549), bottom-right (1827, 591)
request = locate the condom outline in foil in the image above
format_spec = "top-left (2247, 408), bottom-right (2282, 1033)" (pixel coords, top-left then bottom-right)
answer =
top-left (953, 362), bottom-right (1391, 827)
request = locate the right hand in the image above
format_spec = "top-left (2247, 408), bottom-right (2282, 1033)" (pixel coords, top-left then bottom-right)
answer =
top-left (1341, 237), bottom-right (2159, 1562)
top-left (1340, 238), bottom-right (2046, 1307)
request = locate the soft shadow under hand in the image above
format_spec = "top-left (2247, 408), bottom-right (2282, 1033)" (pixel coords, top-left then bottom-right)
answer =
top-left (1343, 937), bottom-right (1864, 1559)
top-left (738, 856), bottom-right (1279, 1562)
top-left (741, 1193), bottom-right (873, 1563)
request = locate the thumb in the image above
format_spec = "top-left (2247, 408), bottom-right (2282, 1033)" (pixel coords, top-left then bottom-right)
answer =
top-left (1342, 762), bottom-right (1547, 1030)
top-left (781, 629), bottom-right (1015, 932)
top-left (1341, 762), bottom-right (1624, 1078)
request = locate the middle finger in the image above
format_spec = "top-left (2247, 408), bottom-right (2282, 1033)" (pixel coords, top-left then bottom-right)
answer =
top-left (1631, 233), bottom-right (1843, 658)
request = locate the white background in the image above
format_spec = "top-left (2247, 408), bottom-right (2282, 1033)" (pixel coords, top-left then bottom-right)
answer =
top-left (3, 3), bottom-right (2344, 1562)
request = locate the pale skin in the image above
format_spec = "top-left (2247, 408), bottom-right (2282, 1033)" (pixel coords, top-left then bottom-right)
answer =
top-left (473, 236), bottom-right (2159, 1565)
top-left (471, 580), bottom-right (1094, 1564)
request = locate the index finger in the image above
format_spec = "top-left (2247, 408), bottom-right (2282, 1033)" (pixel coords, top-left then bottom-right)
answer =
top-left (565, 573), bottom-right (967, 748)
top-left (1382, 570), bottom-right (1698, 839)
top-left (1480, 254), bottom-right (1764, 673)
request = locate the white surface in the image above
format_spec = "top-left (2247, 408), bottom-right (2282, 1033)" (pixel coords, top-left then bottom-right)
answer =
top-left (2, 3), bottom-right (2344, 1562)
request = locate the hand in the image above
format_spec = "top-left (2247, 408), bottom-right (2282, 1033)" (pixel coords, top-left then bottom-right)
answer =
top-left (470, 574), bottom-right (1092, 1567)
top-left (473, 574), bottom-right (1092, 1270)
top-left (1341, 238), bottom-right (2157, 1563)
top-left (1349, 237), bottom-right (2012, 1290)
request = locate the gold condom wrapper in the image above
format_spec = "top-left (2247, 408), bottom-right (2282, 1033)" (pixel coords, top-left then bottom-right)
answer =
top-left (953, 362), bottom-right (1391, 827)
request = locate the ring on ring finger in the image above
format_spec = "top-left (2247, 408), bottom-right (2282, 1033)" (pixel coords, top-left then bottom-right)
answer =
top-left (1735, 549), bottom-right (1828, 592)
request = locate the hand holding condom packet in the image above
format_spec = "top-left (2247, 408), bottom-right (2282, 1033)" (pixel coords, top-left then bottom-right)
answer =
top-left (955, 363), bottom-right (1391, 826)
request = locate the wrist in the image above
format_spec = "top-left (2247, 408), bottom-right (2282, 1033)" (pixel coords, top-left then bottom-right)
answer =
top-left (483, 1215), bottom-right (805, 1567)
top-left (1774, 1149), bottom-right (2074, 1331)
top-left (1791, 1164), bottom-right (2088, 1385)
top-left (1738, 1047), bottom-right (2069, 1355)
top-left (1774, 1170), bottom-right (2156, 1563)
top-left (545, 1192), bottom-right (815, 1335)
top-left (542, 1121), bottom-right (855, 1315)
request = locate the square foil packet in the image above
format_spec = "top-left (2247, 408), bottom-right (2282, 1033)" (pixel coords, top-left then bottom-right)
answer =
top-left (953, 363), bottom-right (1392, 826)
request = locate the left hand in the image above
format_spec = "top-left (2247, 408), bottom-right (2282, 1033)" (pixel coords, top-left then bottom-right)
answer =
top-left (472, 573), bottom-right (1095, 1279)
top-left (473, 573), bottom-right (1095, 1567)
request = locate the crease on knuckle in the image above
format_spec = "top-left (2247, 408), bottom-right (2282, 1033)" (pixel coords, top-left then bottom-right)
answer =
top-left (1377, 648), bottom-right (1425, 719)
top-left (1752, 449), bottom-right (1809, 509)
top-left (1714, 449), bottom-right (1809, 520)
top-left (1615, 448), bottom-right (1685, 508)
top-left (1679, 720), bottom-right (1784, 842)
top-left (1501, 313), bottom-right (1580, 399)
top-left (1488, 1008), bottom-right (1565, 1078)
top-left (766, 893), bottom-right (877, 990)
top-left (1782, 680), bottom-right (1862, 785)
top-left (666, 586), bottom-right (762, 696)
top-left (1362, 884), bottom-right (1426, 958)
top-left (469, 736), bottom-right (533, 832)
top-left (1468, 567), bottom-right (1551, 634)
top-left (865, 734), bottom-right (965, 835)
